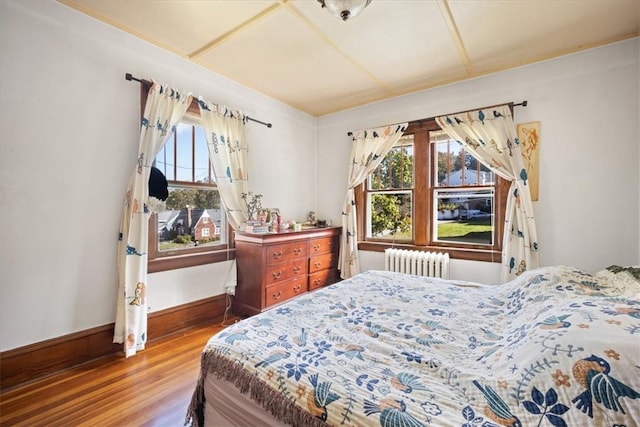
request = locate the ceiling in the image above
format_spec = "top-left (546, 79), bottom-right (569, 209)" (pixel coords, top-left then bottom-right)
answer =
top-left (60, 0), bottom-right (639, 117)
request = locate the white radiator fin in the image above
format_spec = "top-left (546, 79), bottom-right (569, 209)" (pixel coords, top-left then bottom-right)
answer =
top-left (384, 249), bottom-right (450, 280)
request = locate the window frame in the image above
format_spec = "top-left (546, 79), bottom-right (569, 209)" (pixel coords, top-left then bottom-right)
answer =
top-left (139, 88), bottom-right (234, 273)
top-left (355, 118), bottom-right (509, 263)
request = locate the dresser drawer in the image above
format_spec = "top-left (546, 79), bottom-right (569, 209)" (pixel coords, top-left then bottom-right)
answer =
top-left (309, 252), bottom-right (338, 273)
top-left (265, 278), bottom-right (306, 307)
top-left (266, 260), bottom-right (308, 286)
top-left (309, 235), bottom-right (339, 255)
top-left (233, 227), bottom-right (341, 317)
top-left (309, 268), bottom-right (339, 291)
top-left (265, 241), bottom-right (308, 265)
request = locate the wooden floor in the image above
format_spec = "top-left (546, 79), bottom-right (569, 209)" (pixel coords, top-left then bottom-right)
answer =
top-left (0, 321), bottom-right (235, 427)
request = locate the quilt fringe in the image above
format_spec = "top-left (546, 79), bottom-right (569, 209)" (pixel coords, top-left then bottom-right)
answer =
top-left (185, 349), bottom-right (328, 427)
top-left (185, 352), bottom-right (209, 427)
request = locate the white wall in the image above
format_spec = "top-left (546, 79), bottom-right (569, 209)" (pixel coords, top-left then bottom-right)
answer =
top-left (317, 38), bottom-right (640, 282)
top-left (0, 1), bottom-right (317, 351)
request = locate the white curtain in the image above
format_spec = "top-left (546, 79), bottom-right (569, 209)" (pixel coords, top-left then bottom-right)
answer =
top-left (339, 124), bottom-right (408, 279)
top-left (114, 83), bottom-right (192, 357)
top-left (435, 105), bottom-right (539, 281)
top-left (197, 99), bottom-right (250, 231)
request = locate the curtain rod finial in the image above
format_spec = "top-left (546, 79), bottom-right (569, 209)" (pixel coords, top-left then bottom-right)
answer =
top-left (125, 73), bottom-right (133, 81)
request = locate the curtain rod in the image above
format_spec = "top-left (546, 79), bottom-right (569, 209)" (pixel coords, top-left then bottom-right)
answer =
top-left (346, 100), bottom-right (527, 136)
top-left (125, 73), bottom-right (272, 128)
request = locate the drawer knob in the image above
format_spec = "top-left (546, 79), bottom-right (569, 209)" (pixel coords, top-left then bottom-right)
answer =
top-left (328, 242), bottom-right (334, 249)
top-left (272, 291), bottom-right (282, 300)
top-left (273, 251), bottom-right (283, 259)
top-left (293, 266), bottom-right (301, 274)
top-left (314, 279), bottom-right (321, 285)
top-left (314, 261), bottom-right (321, 268)
top-left (293, 248), bottom-right (301, 255)
top-left (293, 284), bottom-right (301, 293)
top-left (272, 271), bottom-right (282, 279)
top-left (313, 244), bottom-right (320, 251)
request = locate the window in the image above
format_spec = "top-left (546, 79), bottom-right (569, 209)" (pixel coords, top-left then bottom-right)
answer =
top-left (366, 135), bottom-right (414, 242)
top-left (148, 115), bottom-right (232, 273)
top-left (356, 118), bottom-right (508, 262)
top-left (432, 129), bottom-right (496, 246)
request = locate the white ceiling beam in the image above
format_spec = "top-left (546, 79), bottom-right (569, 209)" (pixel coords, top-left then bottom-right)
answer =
top-left (436, 0), bottom-right (473, 75)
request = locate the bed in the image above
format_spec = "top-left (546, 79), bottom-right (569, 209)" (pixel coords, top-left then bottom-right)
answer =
top-left (186, 265), bottom-right (640, 427)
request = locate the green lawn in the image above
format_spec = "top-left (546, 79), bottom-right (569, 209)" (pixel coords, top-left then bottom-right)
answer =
top-left (159, 239), bottom-right (220, 251)
top-left (159, 242), bottom-right (191, 250)
top-left (381, 221), bottom-right (492, 244)
top-left (438, 221), bottom-right (492, 244)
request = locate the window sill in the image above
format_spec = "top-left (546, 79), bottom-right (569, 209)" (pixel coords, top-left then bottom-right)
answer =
top-left (148, 249), bottom-right (235, 273)
top-left (357, 241), bottom-right (502, 263)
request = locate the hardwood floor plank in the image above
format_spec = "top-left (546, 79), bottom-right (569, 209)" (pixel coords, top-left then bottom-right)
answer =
top-left (0, 321), bottom-right (235, 426)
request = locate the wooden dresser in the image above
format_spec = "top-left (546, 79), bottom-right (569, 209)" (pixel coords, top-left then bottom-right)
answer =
top-left (233, 226), bottom-right (341, 317)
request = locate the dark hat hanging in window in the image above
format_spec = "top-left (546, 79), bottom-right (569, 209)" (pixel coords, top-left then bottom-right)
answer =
top-left (149, 166), bottom-right (168, 201)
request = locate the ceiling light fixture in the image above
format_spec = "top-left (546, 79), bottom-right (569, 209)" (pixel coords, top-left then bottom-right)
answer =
top-left (317, 0), bottom-right (372, 21)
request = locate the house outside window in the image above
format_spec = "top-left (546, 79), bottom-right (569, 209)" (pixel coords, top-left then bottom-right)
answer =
top-left (148, 116), bottom-right (232, 273)
top-left (356, 118), bottom-right (508, 263)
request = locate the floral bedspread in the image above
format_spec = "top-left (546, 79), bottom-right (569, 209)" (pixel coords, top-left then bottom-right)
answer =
top-left (186, 266), bottom-right (640, 427)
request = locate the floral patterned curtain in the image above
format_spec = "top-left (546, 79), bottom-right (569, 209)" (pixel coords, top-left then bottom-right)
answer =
top-left (339, 124), bottom-right (408, 279)
top-left (197, 99), bottom-right (249, 231)
top-left (435, 105), bottom-right (539, 281)
top-left (114, 83), bottom-right (192, 357)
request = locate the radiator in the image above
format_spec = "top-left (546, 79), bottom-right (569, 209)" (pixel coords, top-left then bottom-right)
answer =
top-left (384, 248), bottom-right (450, 279)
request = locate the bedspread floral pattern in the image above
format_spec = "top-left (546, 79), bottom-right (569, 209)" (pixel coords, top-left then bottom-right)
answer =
top-left (188, 267), bottom-right (640, 427)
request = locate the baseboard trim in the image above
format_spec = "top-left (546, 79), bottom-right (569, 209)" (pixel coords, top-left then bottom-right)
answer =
top-left (0, 294), bottom-right (229, 392)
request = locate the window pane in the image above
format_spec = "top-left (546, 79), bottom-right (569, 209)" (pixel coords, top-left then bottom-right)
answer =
top-left (367, 192), bottom-right (412, 241)
top-left (160, 124), bottom-right (214, 185)
top-left (369, 135), bottom-right (413, 190)
top-left (156, 140), bottom-right (175, 181)
top-left (434, 133), bottom-right (463, 187)
top-left (157, 186), bottom-right (225, 253)
top-left (175, 123), bottom-right (193, 182)
top-left (194, 126), bottom-right (211, 183)
top-left (433, 130), bottom-right (495, 187)
top-left (434, 189), bottom-right (494, 245)
top-left (464, 152), bottom-right (495, 185)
